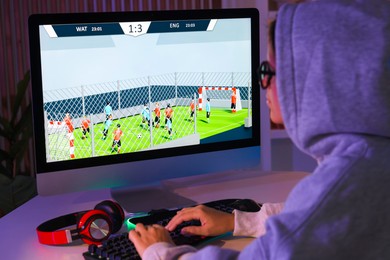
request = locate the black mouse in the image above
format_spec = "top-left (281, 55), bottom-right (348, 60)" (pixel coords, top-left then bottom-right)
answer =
top-left (230, 199), bottom-right (262, 212)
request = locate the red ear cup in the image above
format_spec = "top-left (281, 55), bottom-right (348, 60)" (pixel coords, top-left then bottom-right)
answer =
top-left (94, 200), bottom-right (125, 233)
top-left (77, 209), bottom-right (112, 245)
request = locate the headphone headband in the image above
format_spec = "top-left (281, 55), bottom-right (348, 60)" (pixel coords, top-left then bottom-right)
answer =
top-left (36, 211), bottom-right (87, 244)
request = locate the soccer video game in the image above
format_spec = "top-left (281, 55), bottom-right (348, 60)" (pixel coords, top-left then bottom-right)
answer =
top-left (38, 16), bottom-right (254, 162)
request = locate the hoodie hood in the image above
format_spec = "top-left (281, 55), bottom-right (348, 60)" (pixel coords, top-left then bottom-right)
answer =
top-left (275, 0), bottom-right (390, 160)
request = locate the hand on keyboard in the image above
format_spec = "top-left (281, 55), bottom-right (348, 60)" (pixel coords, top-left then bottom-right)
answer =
top-left (129, 223), bottom-right (173, 258)
top-left (83, 199), bottom-right (261, 260)
top-left (166, 205), bottom-right (235, 237)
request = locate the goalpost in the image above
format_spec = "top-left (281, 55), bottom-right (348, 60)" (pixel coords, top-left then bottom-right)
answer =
top-left (45, 119), bottom-right (74, 161)
top-left (197, 86), bottom-right (242, 111)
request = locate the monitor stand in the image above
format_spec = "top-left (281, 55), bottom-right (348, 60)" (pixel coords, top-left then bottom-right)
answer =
top-left (110, 184), bottom-right (196, 213)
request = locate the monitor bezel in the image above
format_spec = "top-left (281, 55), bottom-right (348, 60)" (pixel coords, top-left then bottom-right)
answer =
top-left (29, 8), bottom-right (260, 176)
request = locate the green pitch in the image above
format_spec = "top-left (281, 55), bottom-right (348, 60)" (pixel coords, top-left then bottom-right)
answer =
top-left (47, 107), bottom-right (250, 160)
top-left (195, 108), bottom-right (249, 139)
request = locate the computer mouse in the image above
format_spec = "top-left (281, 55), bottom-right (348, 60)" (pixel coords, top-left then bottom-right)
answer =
top-left (230, 199), bottom-right (262, 212)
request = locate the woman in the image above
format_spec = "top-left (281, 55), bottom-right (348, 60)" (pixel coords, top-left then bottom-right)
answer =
top-left (129, 0), bottom-right (390, 259)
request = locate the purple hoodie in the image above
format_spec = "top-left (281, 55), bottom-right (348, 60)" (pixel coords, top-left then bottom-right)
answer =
top-left (145, 0), bottom-right (390, 258)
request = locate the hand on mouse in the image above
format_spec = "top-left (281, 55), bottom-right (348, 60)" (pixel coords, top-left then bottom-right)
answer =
top-left (129, 223), bottom-right (174, 257)
top-left (165, 205), bottom-right (234, 236)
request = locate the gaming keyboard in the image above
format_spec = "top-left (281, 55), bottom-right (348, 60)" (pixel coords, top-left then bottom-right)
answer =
top-left (83, 198), bottom-right (261, 260)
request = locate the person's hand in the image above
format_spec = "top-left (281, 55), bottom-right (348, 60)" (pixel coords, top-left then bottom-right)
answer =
top-left (128, 223), bottom-right (174, 257)
top-left (165, 205), bottom-right (234, 236)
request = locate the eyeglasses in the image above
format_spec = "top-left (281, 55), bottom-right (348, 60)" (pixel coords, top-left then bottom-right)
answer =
top-left (257, 61), bottom-right (276, 89)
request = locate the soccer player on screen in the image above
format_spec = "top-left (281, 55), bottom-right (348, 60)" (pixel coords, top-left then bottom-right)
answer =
top-left (154, 102), bottom-right (161, 128)
top-left (102, 115), bottom-right (112, 140)
top-left (104, 101), bottom-right (112, 122)
top-left (165, 103), bottom-right (173, 129)
top-left (141, 104), bottom-right (151, 129)
top-left (166, 118), bottom-right (173, 140)
top-left (206, 98), bottom-right (211, 123)
top-left (231, 92), bottom-right (237, 113)
top-left (63, 113), bottom-right (75, 158)
top-left (112, 123), bottom-right (123, 153)
top-left (189, 99), bottom-right (195, 122)
top-left (81, 116), bottom-right (91, 139)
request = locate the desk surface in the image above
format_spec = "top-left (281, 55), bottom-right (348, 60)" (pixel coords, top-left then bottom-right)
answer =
top-left (0, 170), bottom-right (308, 260)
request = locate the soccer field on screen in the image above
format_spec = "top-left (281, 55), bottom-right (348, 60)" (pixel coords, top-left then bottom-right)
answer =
top-left (47, 106), bottom-right (250, 159)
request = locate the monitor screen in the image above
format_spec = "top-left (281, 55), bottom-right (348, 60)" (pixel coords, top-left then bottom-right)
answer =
top-left (29, 8), bottom-right (260, 212)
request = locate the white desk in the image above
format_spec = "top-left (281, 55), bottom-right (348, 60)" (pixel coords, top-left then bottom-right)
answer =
top-left (0, 170), bottom-right (308, 260)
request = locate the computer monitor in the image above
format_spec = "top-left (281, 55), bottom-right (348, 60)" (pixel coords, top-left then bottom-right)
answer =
top-left (29, 8), bottom-right (260, 212)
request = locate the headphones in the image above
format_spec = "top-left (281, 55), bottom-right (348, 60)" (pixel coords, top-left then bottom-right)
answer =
top-left (36, 200), bottom-right (125, 245)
